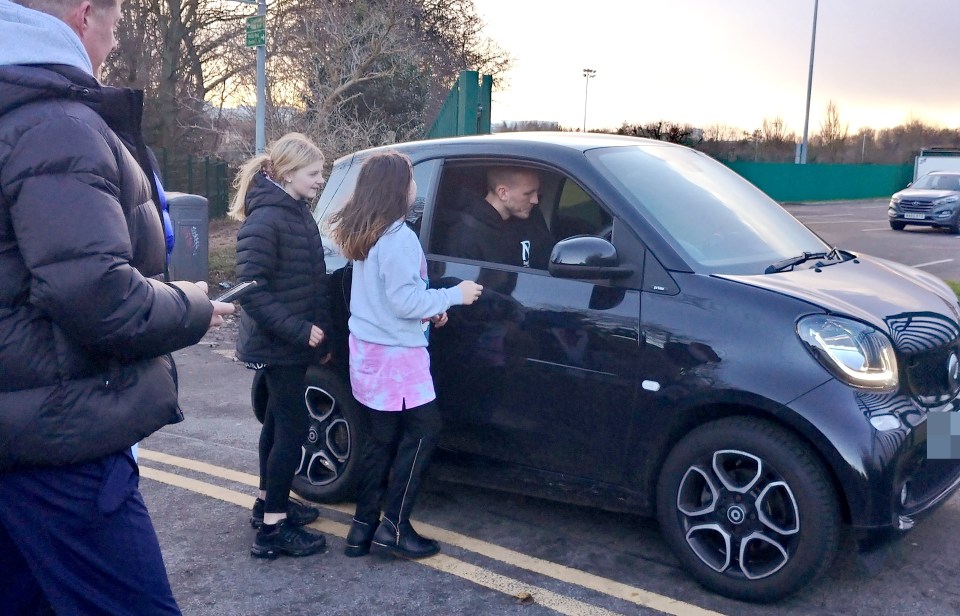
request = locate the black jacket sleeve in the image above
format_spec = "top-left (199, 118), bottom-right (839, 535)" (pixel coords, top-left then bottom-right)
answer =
top-left (7, 115), bottom-right (212, 360)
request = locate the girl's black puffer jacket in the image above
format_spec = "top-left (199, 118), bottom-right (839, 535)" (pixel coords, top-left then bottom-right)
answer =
top-left (235, 173), bottom-right (331, 365)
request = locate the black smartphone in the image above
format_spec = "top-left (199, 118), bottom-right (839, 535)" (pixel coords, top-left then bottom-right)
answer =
top-left (213, 280), bottom-right (257, 303)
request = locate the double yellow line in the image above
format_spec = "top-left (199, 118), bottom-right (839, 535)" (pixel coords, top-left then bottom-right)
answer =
top-left (138, 448), bottom-right (724, 616)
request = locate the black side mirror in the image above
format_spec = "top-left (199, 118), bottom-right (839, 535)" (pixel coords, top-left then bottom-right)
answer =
top-left (548, 236), bottom-right (633, 280)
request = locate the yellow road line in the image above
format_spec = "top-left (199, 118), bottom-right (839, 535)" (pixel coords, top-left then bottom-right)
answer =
top-left (141, 466), bottom-right (622, 616)
top-left (138, 448), bottom-right (724, 616)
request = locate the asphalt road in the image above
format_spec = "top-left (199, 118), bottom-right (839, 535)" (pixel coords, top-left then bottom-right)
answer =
top-left (784, 198), bottom-right (960, 282)
top-left (137, 203), bottom-right (960, 616)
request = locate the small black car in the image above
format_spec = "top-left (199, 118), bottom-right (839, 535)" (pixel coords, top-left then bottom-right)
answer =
top-left (256, 133), bottom-right (960, 602)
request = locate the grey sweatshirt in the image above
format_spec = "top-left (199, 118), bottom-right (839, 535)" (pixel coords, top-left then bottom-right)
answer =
top-left (0, 0), bottom-right (92, 72)
top-left (348, 221), bottom-right (462, 347)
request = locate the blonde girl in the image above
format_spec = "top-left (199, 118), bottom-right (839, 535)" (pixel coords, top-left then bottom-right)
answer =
top-left (232, 133), bottom-right (330, 559)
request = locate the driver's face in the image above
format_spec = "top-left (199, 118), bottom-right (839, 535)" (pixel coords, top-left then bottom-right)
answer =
top-left (502, 173), bottom-right (540, 219)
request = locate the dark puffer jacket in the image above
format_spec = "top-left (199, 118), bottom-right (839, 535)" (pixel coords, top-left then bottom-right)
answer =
top-left (236, 173), bottom-right (330, 365)
top-left (0, 64), bottom-right (213, 470)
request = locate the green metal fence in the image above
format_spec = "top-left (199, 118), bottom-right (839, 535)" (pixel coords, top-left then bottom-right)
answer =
top-left (157, 148), bottom-right (232, 218)
top-left (426, 70), bottom-right (492, 139)
top-left (723, 161), bottom-right (913, 202)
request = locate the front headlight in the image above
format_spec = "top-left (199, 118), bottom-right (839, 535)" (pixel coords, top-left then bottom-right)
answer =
top-left (797, 315), bottom-right (898, 391)
top-left (934, 195), bottom-right (959, 206)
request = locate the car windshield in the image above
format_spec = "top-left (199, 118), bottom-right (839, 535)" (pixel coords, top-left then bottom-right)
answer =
top-left (912, 174), bottom-right (960, 191)
top-left (587, 144), bottom-right (830, 275)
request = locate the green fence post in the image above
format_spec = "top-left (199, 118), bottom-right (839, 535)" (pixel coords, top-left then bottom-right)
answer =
top-left (457, 70), bottom-right (479, 136)
top-left (478, 74), bottom-right (492, 135)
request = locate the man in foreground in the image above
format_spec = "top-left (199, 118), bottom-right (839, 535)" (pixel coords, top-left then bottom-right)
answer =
top-left (0, 0), bottom-right (234, 612)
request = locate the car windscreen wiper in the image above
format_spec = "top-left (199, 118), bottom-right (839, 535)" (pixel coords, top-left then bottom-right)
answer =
top-left (765, 249), bottom-right (840, 274)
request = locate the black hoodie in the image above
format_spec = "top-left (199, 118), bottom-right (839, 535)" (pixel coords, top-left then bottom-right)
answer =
top-left (442, 193), bottom-right (554, 269)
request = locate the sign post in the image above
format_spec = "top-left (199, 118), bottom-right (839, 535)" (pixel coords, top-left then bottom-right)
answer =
top-left (242, 5), bottom-right (267, 154)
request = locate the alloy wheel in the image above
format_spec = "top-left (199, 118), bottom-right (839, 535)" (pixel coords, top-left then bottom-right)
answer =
top-left (675, 449), bottom-right (800, 581)
top-left (295, 385), bottom-right (351, 487)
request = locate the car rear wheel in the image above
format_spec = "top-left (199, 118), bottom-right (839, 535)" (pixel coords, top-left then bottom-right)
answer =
top-left (656, 417), bottom-right (840, 602)
top-left (252, 367), bottom-right (367, 502)
top-left (889, 221), bottom-right (906, 231)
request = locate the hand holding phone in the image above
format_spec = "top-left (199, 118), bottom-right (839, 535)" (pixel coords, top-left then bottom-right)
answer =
top-left (214, 280), bottom-right (257, 303)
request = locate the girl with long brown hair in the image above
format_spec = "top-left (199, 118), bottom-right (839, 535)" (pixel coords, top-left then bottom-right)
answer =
top-left (329, 150), bottom-right (482, 559)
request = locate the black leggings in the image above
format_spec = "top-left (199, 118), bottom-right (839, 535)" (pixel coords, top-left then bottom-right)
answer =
top-left (257, 364), bottom-right (310, 514)
top-left (353, 400), bottom-right (442, 526)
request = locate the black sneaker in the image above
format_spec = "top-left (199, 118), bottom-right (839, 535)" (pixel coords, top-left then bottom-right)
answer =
top-left (250, 520), bottom-right (327, 559)
top-left (250, 498), bottom-right (320, 529)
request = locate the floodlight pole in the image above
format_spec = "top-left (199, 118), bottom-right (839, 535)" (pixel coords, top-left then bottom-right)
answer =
top-left (582, 68), bottom-right (596, 133)
top-left (799, 0), bottom-right (818, 164)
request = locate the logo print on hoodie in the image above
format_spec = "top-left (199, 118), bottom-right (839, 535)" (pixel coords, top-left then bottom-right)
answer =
top-left (521, 240), bottom-right (531, 267)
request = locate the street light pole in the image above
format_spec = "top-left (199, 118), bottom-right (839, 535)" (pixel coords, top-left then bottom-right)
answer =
top-left (255, 0), bottom-right (266, 154)
top-left (799, 0), bottom-right (818, 164)
top-left (582, 68), bottom-right (596, 133)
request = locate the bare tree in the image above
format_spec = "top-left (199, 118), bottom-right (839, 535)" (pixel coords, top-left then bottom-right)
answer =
top-left (814, 100), bottom-right (849, 162)
top-left (495, 120), bottom-right (562, 132)
top-left (704, 124), bottom-right (739, 142)
top-left (105, 0), bottom-right (511, 160)
top-left (104, 0), bottom-right (250, 152)
top-left (761, 116), bottom-right (791, 144)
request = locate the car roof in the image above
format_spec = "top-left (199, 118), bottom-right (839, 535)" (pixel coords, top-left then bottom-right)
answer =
top-left (331, 131), bottom-right (670, 165)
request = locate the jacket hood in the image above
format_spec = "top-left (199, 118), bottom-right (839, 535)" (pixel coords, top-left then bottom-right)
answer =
top-left (246, 172), bottom-right (310, 214)
top-left (0, 63), bottom-right (99, 118)
top-left (722, 254), bottom-right (960, 349)
top-left (0, 0), bottom-right (92, 74)
top-left (463, 194), bottom-right (505, 230)
top-left (0, 63), bottom-right (145, 149)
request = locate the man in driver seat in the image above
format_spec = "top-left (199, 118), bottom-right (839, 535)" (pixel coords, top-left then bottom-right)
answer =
top-left (444, 167), bottom-right (554, 268)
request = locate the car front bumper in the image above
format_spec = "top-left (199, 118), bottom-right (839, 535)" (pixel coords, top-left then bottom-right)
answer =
top-left (889, 208), bottom-right (960, 228)
top-left (788, 379), bottom-right (960, 536)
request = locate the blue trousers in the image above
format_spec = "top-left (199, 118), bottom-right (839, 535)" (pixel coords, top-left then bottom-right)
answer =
top-left (0, 451), bottom-right (181, 615)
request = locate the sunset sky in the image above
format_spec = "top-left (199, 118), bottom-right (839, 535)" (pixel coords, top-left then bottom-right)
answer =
top-left (473, 0), bottom-right (960, 136)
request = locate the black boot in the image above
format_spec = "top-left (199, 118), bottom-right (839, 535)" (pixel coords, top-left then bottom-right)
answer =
top-left (371, 517), bottom-right (439, 559)
top-left (344, 518), bottom-right (378, 557)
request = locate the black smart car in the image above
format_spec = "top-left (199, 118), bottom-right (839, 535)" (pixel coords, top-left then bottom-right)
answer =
top-left (257, 133), bottom-right (960, 602)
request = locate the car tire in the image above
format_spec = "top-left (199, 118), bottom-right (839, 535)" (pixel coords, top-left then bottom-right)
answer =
top-left (656, 417), bottom-right (840, 602)
top-left (949, 218), bottom-right (960, 235)
top-left (889, 221), bottom-right (906, 231)
top-left (258, 367), bottom-right (366, 503)
top-left (251, 369), bottom-right (267, 424)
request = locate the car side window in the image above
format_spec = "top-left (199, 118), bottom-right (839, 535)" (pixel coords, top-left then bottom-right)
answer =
top-left (313, 158), bottom-right (360, 227)
top-left (430, 163), bottom-right (556, 270)
top-left (404, 160), bottom-right (438, 237)
top-left (553, 178), bottom-right (613, 240)
top-left (317, 158), bottom-right (435, 240)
